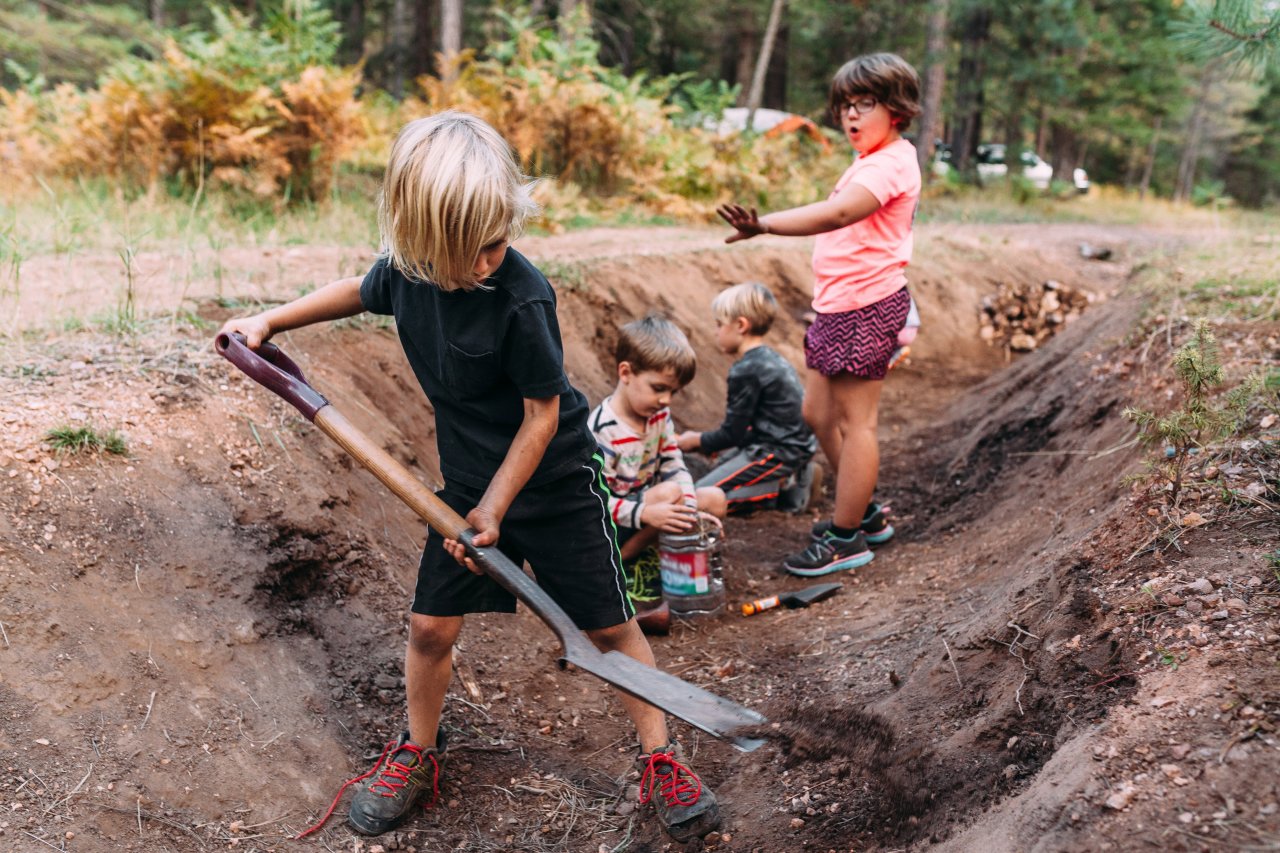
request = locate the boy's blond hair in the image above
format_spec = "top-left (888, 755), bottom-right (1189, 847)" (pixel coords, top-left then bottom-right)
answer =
top-left (712, 281), bottom-right (778, 336)
top-left (616, 315), bottom-right (697, 387)
top-left (379, 111), bottom-right (539, 291)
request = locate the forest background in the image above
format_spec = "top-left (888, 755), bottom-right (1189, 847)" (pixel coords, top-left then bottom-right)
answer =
top-left (0, 0), bottom-right (1278, 254)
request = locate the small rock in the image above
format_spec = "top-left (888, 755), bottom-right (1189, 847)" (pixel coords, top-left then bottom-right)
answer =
top-left (1003, 764), bottom-right (1019, 780)
top-left (1104, 782), bottom-right (1137, 810)
top-left (1202, 466), bottom-right (1219, 480)
top-left (1211, 610), bottom-right (1229, 621)
top-left (1151, 697), bottom-right (1176, 708)
top-left (1169, 744), bottom-right (1191, 760)
top-left (1010, 333), bottom-right (1037, 352)
top-left (1186, 578), bottom-right (1214, 596)
top-left (1161, 593), bottom-right (1185, 607)
top-left (1179, 812), bottom-right (1194, 824)
top-left (1225, 598), bottom-right (1247, 613)
top-left (1180, 511), bottom-right (1206, 527)
top-left (790, 817), bottom-right (805, 829)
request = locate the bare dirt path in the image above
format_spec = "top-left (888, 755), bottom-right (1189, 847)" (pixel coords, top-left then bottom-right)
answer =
top-left (1, 222), bottom-right (1276, 852)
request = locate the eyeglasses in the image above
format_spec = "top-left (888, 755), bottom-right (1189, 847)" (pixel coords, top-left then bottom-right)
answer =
top-left (842, 96), bottom-right (879, 116)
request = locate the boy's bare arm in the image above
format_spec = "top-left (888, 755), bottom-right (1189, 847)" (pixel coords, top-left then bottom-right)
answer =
top-left (217, 277), bottom-right (365, 347)
top-left (717, 182), bottom-right (881, 241)
top-left (444, 396), bottom-right (559, 573)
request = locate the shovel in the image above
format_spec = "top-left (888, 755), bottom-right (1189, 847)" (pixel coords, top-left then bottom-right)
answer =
top-left (215, 333), bottom-right (766, 750)
top-left (741, 582), bottom-right (842, 616)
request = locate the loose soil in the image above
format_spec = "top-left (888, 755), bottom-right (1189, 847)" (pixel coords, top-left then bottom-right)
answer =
top-left (1, 222), bottom-right (1277, 853)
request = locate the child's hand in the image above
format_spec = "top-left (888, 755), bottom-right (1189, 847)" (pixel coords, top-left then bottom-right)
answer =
top-left (444, 506), bottom-right (501, 576)
top-left (217, 315), bottom-right (273, 350)
top-left (676, 430), bottom-right (701, 452)
top-left (641, 501), bottom-right (699, 533)
top-left (717, 203), bottom-right (767, 243)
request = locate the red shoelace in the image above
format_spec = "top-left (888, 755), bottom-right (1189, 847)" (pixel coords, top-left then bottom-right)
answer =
top-left (638, 751), bottom-right (702, 808)
top-left (294, 737), bottom-right (440, 839)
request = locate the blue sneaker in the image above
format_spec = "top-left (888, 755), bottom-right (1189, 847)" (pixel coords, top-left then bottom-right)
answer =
top-left (783, 530), bottom-right (874, 577)
top-left (811, 502), bottom-right (895, 545)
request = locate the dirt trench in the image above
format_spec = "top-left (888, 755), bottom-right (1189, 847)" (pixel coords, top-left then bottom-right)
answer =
top-left (1, 223), bottom-right (1255, 852)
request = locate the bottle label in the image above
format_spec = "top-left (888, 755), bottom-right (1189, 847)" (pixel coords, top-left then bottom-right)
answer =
top-left (660, 548), bottom-right (709, 596)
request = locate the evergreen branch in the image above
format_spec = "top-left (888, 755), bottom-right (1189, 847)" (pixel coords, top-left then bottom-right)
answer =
top-left (1209, 17), bottom-right (1280, 44)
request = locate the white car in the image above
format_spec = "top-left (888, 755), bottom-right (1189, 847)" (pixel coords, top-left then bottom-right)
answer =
top-left (976, 144), bottom-right (1089, 193)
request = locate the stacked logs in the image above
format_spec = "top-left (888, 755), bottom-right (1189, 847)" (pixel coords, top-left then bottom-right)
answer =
top-left (979, 280), bottom-right (1096, 352)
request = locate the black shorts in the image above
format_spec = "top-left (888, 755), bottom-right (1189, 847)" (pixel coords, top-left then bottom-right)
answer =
top-left (412, 453), bottom-right (634, 631)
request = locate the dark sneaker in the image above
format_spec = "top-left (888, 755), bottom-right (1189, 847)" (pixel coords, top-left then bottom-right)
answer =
top-left (785, 530), bottom-right (874, 577)
top-left (811, 501), bottom-right (894, 545)
top-left (777, 460), bottom-right (823, 514)
top-left (347, 731), bottom-right (445, 836)
top-left (636, 744), bottom-right (721, 843)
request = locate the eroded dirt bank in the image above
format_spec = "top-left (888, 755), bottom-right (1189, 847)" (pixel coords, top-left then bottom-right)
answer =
top-left (1, 224), bottom-right (1276, 852)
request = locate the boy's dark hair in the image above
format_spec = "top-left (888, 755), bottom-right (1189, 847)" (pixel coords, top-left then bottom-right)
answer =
top-left (828, 53), bottom-right (922, 132)
top-left (616, 315), bottom-right (697, 387)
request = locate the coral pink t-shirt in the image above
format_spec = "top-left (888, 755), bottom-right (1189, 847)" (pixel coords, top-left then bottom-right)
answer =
top-left (811, 138), bottom-right (920, 313)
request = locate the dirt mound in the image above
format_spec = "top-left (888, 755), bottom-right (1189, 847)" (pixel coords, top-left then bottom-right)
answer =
top-left (2, 222), bottom-right (1276, 852)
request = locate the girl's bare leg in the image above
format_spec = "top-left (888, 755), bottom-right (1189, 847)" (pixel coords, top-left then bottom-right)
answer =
top-left (802, 370), bottom-right (842, 475)
top-left (828, 374), bottom-right (884, 531)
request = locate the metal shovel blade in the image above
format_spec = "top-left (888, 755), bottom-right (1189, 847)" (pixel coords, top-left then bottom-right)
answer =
top-left (782, 582), bottom-right (843, 608)
top-left (562, 646), bottom-right (767, 752)
top-left (463, 536), bottom-right (768, 752)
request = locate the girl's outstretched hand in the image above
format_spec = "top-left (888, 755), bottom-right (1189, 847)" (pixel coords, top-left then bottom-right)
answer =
top-left (717, 203), bottom-right (767, 243)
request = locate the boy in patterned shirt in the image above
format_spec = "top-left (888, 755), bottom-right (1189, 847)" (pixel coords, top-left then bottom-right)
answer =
top-left (589, 316), bottom-right (726, 605)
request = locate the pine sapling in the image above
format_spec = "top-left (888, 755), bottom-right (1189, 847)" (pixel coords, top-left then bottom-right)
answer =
top-left (1124, 321), bottom-right (1253, 506)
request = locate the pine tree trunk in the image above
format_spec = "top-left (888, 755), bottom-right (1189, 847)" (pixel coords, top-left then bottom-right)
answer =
top-left (388, 0), bottom-right (413, 98)
top-left (1049, 121), bottom-right (1077, 182)
top-left (763, 20), bottom-right (789, 110)
top-left (441, 0), bottom-right (462, 78)
top-left (1139, 115), bottom-right (1163, 199)
top-left (1175, 71), bottom-right (1213, 203)
top-left (745, 0), bottom-right (786, 129)
top-left (916, 0), bottom-right (950, 179)
top-left (339, 0), bottom-right (367, 66)
top-left (413, 0), bottom-right (437, 79)
top-left (948, 6), bottom-right (990, 176)
top-left (150, 0), bottom-right (165, 28)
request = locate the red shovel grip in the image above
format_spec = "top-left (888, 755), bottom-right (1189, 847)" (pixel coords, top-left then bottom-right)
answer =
top-left (215, 333), bottom-right (330, 422)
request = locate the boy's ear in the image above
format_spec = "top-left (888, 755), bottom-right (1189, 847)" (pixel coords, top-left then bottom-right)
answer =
top-left (735, 316), bottom-right (752, 335)
top-left (618, 361), bottom-right (634, 382)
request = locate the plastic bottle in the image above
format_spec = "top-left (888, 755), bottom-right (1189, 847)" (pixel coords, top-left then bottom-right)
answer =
top-left (658, 524), bottom-right (726, 616)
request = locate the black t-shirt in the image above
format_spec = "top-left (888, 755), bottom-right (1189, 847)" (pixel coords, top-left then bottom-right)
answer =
top-left (359, 248), bottom-right (596, 491)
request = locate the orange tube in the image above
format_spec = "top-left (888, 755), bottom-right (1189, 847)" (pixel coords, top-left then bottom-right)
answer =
top-left (742, 595), bottom-right (781, 616)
